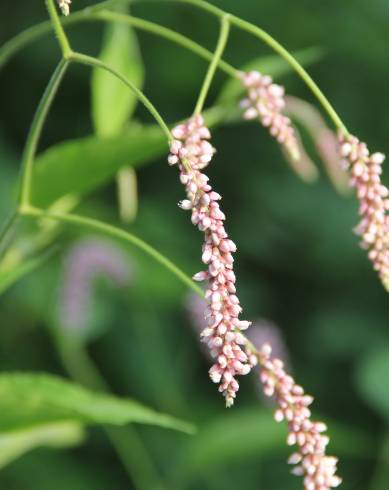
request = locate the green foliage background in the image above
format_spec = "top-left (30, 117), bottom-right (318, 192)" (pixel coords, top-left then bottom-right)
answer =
top-left (0, 0), bottom-right (389, 489)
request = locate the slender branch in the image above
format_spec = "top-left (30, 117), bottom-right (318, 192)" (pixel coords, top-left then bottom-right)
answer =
top-left (96, 10), bottom-right (237, 77)
top-left (0, 210), bottom-right (19, 255)
top-left (56, 337), bottom-right (163, 490)
top-left (45, 0), bottom-right (72, 57)
top-left (113, 0), bottom-right (349, 134)
top-left (228, 16), bottom-right (348, 134)
top-left (0, 12), bottom-right (236, 77)
top-left (20, 205), bottom-right (260, 357)
top-left (180, 0), bottom-right (348, 133)
top-left (19, 60), bottom-right (69, 208)
top-left (69, 52), bottom-right (172, 142)
top-left (194, 14), bottom-right (230, 115)
top-left (20, 206), bottom-right (203, 297)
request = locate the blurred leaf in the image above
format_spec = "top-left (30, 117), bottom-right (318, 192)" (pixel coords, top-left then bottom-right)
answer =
top-left (31, 124), bottom-right (166, 208)
top-left (0, 422), bottom-right (84, 469)
top-left (0, 248), bottom-right (56, 296)
top-left (355, 347), bottom-right (389, 420)
top-left (217, 47), bottom-right (323, 104)
top-left (92, 9), bottom-right (144, 137)
top-left (117, 166), bottom-right (138, 223)
top-left (177, 407), bottom-right (373, 477)
top-left (0, 373), bottom-right (195, 434)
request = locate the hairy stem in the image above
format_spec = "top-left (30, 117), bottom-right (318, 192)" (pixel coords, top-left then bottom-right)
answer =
top-left (19, 60), bottom-right (69, 208)
top-left (70, 52), bottom-right (172, 141)
top-left (194, 14), bottom-right (230, 114)
top-left (56, 337), bottom-right (163, 490)
top-left (20, 205), bottom-right (203, 297)
top-left (45, 0), bottom-right (72, 57)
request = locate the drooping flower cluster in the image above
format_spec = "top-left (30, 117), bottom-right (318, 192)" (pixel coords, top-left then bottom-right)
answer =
top-left (57, 0), bottom-right (71, 16)
top-left (339, 132), bottom-right (389, 290)
top-left (240, 71), bottom-right (300, 161)
top-left (258, 344), bottom-right (341, 490)
top-left (168, 115), bottom-right (256, 406)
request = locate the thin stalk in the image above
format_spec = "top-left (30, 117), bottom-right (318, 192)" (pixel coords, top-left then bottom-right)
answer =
top-left (96, 11), bottom-right (236, 77)
top-left (45, 0), bottom-right (72, 57)
top-left (19, 60), bottom-right (69, 208)
top-left (56, 337), bottom-right (163, 490)
top-left (20, 206), bottom-right (203, 297)
top-left (120, 0), bottom-right (349, 134)
top-left (0, 12), bottom-right (236, 77)
top-left (70, 52), bottom-right (172, 142)
top-left (20, 205), bottom-right (260, 356)
top-left (228, 16), bottom-right (348, 134)
top-left (0, 210), bottom-right (19, 257)
top-left (194, 14), bottom-right (230, 115)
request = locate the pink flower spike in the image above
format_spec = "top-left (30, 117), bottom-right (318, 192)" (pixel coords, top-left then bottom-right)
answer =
top-left (240, 71), bottom-right (300, 161)
top-left (168, 115), bottom-right (255, 406)
top-left (338, 132), bottom-right (389, 290)
top-left (256, 344), bottom-right (341, 490)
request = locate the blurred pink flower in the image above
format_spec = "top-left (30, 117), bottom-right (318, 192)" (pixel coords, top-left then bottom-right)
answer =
top-left (58, 237), bottom-right (133, 331)
top-left (285, 96), bottom-right (349, 194)
top-left (247, 319), bottom-right (289, 369)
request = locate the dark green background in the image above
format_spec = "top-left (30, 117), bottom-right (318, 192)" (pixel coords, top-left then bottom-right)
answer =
top-left (0, 1), bottom-right (388, 489)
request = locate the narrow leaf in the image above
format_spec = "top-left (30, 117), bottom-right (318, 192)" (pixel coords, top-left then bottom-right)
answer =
top-left (31, 124), bottom-right (166, 208)
top-left (0, 373), bottom-right (195, 434)
top-left (178, 407), bottom-right (373, 477)
top-left (0, 248), bottom-right (57, 296)
top-left (92, 10), bottom-right (144, 137)
top-left (0, 422), bottom-right (85, 469)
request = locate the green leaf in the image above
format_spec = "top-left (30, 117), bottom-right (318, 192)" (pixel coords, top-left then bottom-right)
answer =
top-left (355, 347), bottom-right (389, 420)
top-left (92, 8), bottom-right (144, 138)
top-left (178, 407), bottom-right (373, 478)
top-left (217, 47), bottom-right (323, 104)
top-left (31, 124), bottom-right (166, 208)
top-left (0, 373), bottom-right (195, 434)
top-left (0, 422), bottom-right (84, 469)
top-left (0, 248), bottom-right (56, 296)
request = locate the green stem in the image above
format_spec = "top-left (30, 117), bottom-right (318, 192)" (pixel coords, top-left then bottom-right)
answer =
top-left (19, 60), bottom-right (69, 208)
top-left (0, 11), bottom-right (236, 77)
top-left (194, 14), bottom-right (230, 115)
top-left (20, 205), bottom-right (260, 357)
top-left (0, 210), bottom-right (19, 257)
top-left (56, 337), bottom-right (163, 490)
top-left (45, 0), bottom-right (72, 57)
top-left (96, 11), bottom-right (236, 77)
top-left (228, 16), bottom-right (348, 134)
top-left (70, 52), bottom-right (172, 142)
top-left (116, 0), bottom-right (349, 133)
top-left (20, 206), bottom-right (203, 297)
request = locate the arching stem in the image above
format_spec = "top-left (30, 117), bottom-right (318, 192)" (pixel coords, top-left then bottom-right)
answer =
top-left (194, 14), bottom-right (230, 115)
top-left (19, 60), bottom-right (69, 208)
